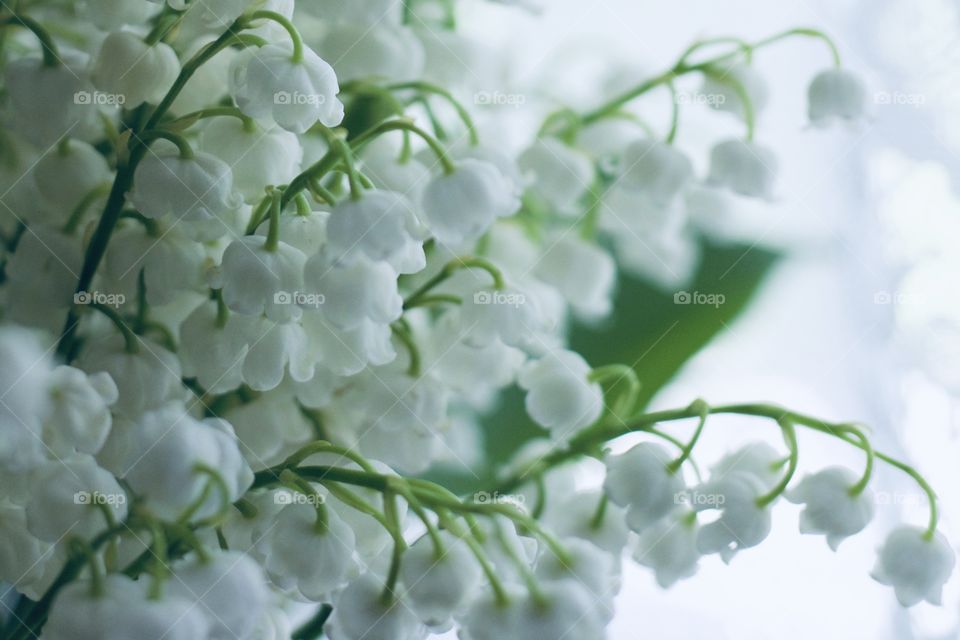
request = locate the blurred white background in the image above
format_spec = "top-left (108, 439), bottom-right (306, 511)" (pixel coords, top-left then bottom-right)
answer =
top-left (453, 1), bottom-right (960, 638)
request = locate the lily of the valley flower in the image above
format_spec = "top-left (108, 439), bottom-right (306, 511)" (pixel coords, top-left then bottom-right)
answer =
top-left (872, 526), bottom-right (956, 607)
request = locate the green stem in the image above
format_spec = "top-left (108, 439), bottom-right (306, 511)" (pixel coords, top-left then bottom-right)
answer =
top-left (292, 604), bottom-right (334, 640)
top-left (589, 364), bottom-right (642, 423)
top-left (282, 440), bottom-right (376, 473)
top-left (280, 469), bottom-right (328, 534)
top-left (314, 125), bottom-right (363, 199)
top-left (756, 418), bottom-right (798, 507)
top-left (403, 257), bottom-right (505, 309)
top-left (436, 511), bottom-right (510, 606)
top-left (63, 183), bottom-right (112, 234)
top-left (666, 80), bottom-right (680, 143)
top-left (0, 14), bottom-right (59, 66)
top-left (380, 490), bottom-right (406, 605)
top-left (667, 399), bottom-right (709, 473)
top-left (391, 321), bottom-right (421, 377)
top-left (248, 10), bottom-right (303, 62)
top-left (86, 303), bottom-right (138, 353)
top-left (495, 401), bottom-right (939, 536)
top-left (264, 189), bottom-right (281, 251)
top-left (351, 118), bottom-right (456, 174)
top-left (387, 81), bottom-right (480, 145)
top-left (579, 27), bottom-right (841, 128)
top-left (702, 65), bottom-right (755, 141)
top-left (137, 129), bottom-right (194, 158)
top-left (169, 105), bottom-right (255, 131)
top-left (843, 424), bottom-right (874, 497)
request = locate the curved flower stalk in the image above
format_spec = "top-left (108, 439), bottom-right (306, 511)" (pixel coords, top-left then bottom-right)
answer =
top-left (0, 3), bottom-right (946, 640)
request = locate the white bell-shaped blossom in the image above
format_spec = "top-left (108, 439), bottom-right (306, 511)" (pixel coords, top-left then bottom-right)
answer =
top-left (25, 455), bottom-right (127, 542)
top-left (42, 366), bottom-right (117, 456)
top-left (104, 223), bottom-right (208, 306)
top-left (179, 299), bottom-right (257, 394)
top-left (871, 526), bottom-right (956, 607)
top-left (331, 371), bottom-right (449, 474)
top-left (303, 252), bottom-right (402, 330)
top-left (785, 466), bottom-right (875, 550)
top-left (327, 572), bottom-right (426, 640)
top-left (255, 209), bottom-right (329, 257)
top-left (32, 140), bottom-right (111, 219)
top-left (4, 225), bottom-right (83, 333)
top-left (519, 350), bottom-right (603, 439)
top-left (301, 312), bottom-right (397, 376)
top-left (90, 31), bottom-right (180, 107)
top-left (518, 138), bottom-right (594, 215)
top-left (544, 489), bottom-right (630, 555)
top-left (535, 537), bottom-right (620, 617)
top-left (128, 150), bottom-right (242, 223)
top-left (633, 512), bottom-right (701, 588)
top-left (199, 118), bottom-right (303, 202)
top-left (807, 68), bottom-right (868, 126)
top-left (699, 62), bottom-right (770, 120)
top-left (218, 235), bottom-right (307, 323)
top-left (426, 309), bottom-right (526, 406)
top-left (534, 235), bottom-right (616, 319)
top-left (43, 575), bottom-right (211, 640)
top-left (84, 0), bottom-right (154, 30)
top-left (603, 442), bottom-right (684, 531)
top-left (168, 550), bottom-right (269, 640)
top-left (420, 159), bottom-right (520, 245)
top-left (460, 580), bottom-right (605, 640)
top-left (457, 282), bottom-right (542, 349)
top-left (256, 502), bottom-right (356, 601)
top-left (0, 327), bottom-right (53, 472)
top-left (324, 190), bottom-right (425, 273)
top-left (400, 531), bottom-right (483, 627)
top-left (241, 317), bottom-right (316, 391)
top-left (230, 43), bottom-right (344, 133)
top-left (618, 138), bottom-right (693, 204)
top-left (0, 502), bottom-right (54, 595)
top-left (223, 392), bottom-right (313, 468)
top-left (4, 53), bottom-right (101, 147)
top-left (171, 37), bottom-right (238, 115)
top-left (313, 23), bottom-right (425, 83)
top-left (114, 404), bottom-right (252, 521)
top-left (710, 441), bottom-right (783, 491)
top-left (706, 138), bottom-right (778, 199)
top-left (77, 335), bottom-right (183, 418)
top-left (693, 471), bottom-right (772, 563)
top-left (299, 0), bottom-right (403, 24)
top-left (360, 135), bottom-right (432, 201)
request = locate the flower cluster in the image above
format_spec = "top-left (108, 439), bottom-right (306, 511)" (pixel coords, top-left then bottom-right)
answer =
top-left (0, 2), bottom-right (951, 640)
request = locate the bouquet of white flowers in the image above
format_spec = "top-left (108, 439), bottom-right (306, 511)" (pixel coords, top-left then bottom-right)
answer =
top-left (0, 1), bottom-right (952, 639)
